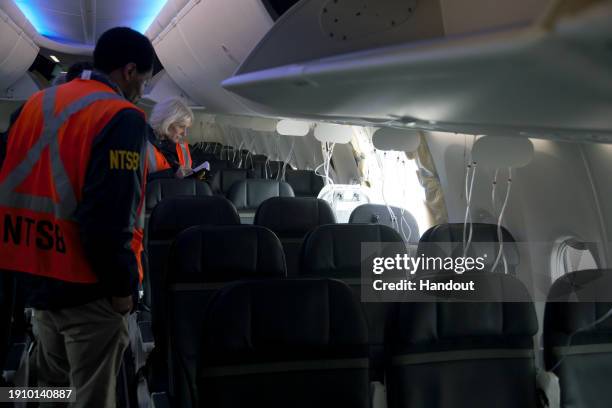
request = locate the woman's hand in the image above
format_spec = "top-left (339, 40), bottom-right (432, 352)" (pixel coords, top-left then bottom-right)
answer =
top-left (175, 166), bottom-right (193, 179)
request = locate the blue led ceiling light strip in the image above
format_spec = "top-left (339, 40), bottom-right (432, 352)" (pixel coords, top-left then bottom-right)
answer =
top-left (13, 0), bottom-right (168, 42)
top-left (13, 0), bottom-right (58, 38)
top-left (133, 0), bottom-right (168, 34)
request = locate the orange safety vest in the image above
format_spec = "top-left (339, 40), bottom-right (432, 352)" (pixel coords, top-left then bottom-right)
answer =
top-left (0, 80), bottom-right (146, 284)
top-left (146, 141), bottom-right (171, 173)
top-left (176, 141), bottom-right (192, 169)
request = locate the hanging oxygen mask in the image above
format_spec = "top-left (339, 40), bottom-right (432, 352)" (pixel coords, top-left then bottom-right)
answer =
top-left (311, 123), bottom-right (360, 221)
top-left (280, 137), bottom-right (296, 181)
top-left (466, 135), bottom-right (534, 274)
top-left (371, 127), bottom-right (422, 246)
top-left (314, 141), bottom-right (335, 186)
top-left (272, 119), bottom-right (312, 180)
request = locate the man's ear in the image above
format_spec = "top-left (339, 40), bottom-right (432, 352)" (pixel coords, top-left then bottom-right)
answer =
top-left (122, 62), bottom-right (138, 81)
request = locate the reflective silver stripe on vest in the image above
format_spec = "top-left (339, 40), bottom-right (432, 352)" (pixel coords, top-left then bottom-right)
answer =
top-left (179, 142), bottom-right (191, 168)
top-left (391, 349), bottom-right (533, 366)
top-left (147, 142), bottom-right (158, 173)
top-left (0, 87), bottom-right (124, 219)
top-left (200, 358), bottom-right (369, 378)
top-left (552, 343), bottom-right (612, 357)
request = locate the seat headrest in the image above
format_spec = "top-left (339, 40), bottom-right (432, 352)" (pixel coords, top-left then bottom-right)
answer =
top-left (545, 269), bottom-right (612, 334)
top-left (349, 204), bottom-right (420, 242)
top-left (285, 169), bottom-right (325, 197)
top-left (210, 168), bottom-right (250, 194)
top-left (201, 278), bottom-right (367, 362)
top-left (300, 224), bottom-right (404, 279)
top-left (254, 197), bottom-right (336, 237)
top-left (227, 179), bottom-right (295, 210)
top-left (544, 269), bottom-right (612, 369)
top-left (266, 161), bottom-right (285, 179)
top-left (146, 178), bottom-right (212, 213)
top-left (210, 160), bottom-right (233, 170)
top-left (391, 273), bottom-right (537, 347)
top-left (417, 223), bottom-right (519, 274)
top-left (169, 225), bottom-right (286, 284)
top-left (148, 196), bottom-right (240, 240)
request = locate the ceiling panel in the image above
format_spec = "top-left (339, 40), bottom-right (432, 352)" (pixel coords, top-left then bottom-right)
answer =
top-left (11, 0), bottom-right (167, 45)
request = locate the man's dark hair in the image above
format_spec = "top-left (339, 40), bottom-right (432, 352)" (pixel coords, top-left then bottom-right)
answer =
top-left (93, 27), bottom-right (155, 74)
top-left (66, 61), bottom-right (94, 82)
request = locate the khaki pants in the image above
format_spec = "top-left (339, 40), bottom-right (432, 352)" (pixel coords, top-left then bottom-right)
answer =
top-left (34, 298), bottom-right (129, 408)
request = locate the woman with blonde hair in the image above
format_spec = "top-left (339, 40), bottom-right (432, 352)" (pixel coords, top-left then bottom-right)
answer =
top-left (146, 97), bottom-right (194, 178)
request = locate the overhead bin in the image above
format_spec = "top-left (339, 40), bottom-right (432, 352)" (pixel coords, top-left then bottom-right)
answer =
top-left (235, 0), bottom-right (445, 75)
top-left (223, 1), bottom-right (612, 143)
top-left (234, 0), bottom-right (547, 74)
top-left (150, 0), bottom-right (273, 114)
top-left (0, 9), bottom-right (38, 91)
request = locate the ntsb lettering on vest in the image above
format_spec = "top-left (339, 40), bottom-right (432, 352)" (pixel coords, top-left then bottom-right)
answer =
top-left (1, 214), bottom-right (66, 253)
top-left (109, 150), bottom-right (140, 171)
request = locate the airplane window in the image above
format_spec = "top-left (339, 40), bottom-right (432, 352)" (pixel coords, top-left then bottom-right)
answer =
top-left (551, 237), bottom-right (598, 281)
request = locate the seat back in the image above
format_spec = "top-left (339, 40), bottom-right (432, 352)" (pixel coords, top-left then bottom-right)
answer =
top-left (285, 169), bottom-right (325, 197)
top-left (418, 223), bottom-right (519, 274)
top-left (300, 223), bottom-right (405, 380)
top-left (167, 225), bottom-right (286, 408)
top-left (227, 179), bottom-right (294, 223)
top-left (219, 145), bottom-right (235, 161)
top-left (250, 154), bottom-right (268, 178)
top-left (544, 269), bottom-right (612, 408)
top-left (145, 178), bottom-right (213, 215)
top-left (254, 197), bottom-right (336, 276)
top-left (349, 204), bottom-right (420, 244)
top-left (266, 160), bottom-right (285, 179)
top-left (198, 278), bottom-right (370, 408)
top-left (146, 197), bottom-right (239, 329)
top-left (386, 273), bottom-right (538, 408)
top-left (209, 168), bottom-right (250, 195)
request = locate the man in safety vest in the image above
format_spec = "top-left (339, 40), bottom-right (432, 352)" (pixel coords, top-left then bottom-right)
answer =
top-left (0, 27), bottom-right (153, 407)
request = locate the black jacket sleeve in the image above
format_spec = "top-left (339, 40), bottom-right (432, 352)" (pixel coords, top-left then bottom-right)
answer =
top-left (75, 108), bottom-right (147, 297)
top-left (0, 105), bottom-right (24, 169)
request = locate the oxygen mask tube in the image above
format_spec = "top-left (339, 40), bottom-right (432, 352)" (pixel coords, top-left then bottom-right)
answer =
top-left (276, 134), bottom-right (283, 181)
top-left (280, 138), bottom-right (296, 181)
top-left (234, 140), bottom-right (245, 168)
top-left (398, 154), bottom-right (413, 245)
top-left (462, 160), bottom-right (477, 258)
top-left (374, 150), bottom-right (398, 231)
top-left (491, 167), bottom-right (512, 274)
top-left (314, 142), bottom-right (335, 186)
